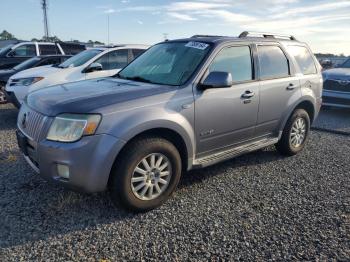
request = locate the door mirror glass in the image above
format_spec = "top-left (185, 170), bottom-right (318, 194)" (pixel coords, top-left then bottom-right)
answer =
top-left (201, 71), bottom-right (233, 89)
top-left (86, 62), bottom-right (103, 73)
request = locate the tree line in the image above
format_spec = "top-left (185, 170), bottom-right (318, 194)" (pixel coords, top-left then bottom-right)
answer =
top-left (0, 30), bottom-right (104, 45)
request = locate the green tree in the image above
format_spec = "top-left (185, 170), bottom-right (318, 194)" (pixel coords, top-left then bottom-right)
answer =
top-left (0, 30), bottom-right (16, 40)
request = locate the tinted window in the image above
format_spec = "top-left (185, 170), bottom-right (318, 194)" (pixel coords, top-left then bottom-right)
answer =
top-left (39, 44), bottom-right (60, 55)
top-left (59, 49), bottom-right (102, 68)
top-left (209, 46), bottom-right (252, 82)
top-left (341, 59), bottom-right (350, 68)
top-left (37, 57), bottom-right (61, 66)
top-left (258, 46), bottom-right (289, 79)
top-left (118, 42), bottom-right (211, 86)
top-left (288, 46), bottom-right (317, 75)
top-left (10, 44), bottom-right (36, 57)
top-left (132, 49), bottom-right (145, 59)
top-left (95, 49), bottom-right (129, 70)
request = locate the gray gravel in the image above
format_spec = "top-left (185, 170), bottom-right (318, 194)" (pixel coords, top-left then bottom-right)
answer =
top-left (0, 103), bottom-right (350, 261)
top-left (313, 107), bottom-right (350, 134)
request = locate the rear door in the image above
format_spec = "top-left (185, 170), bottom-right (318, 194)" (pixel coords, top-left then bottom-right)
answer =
top-left (255, 44), bottom-right (300, 137)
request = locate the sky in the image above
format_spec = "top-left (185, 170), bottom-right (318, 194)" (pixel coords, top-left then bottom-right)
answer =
top-left (1, 0), bottom-right (350, 55)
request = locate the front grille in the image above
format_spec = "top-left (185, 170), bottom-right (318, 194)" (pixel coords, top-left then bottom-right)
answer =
top-left (17, 104), bottom-right (47, 141)
top-left (324, 79), bottom-right (350, 93)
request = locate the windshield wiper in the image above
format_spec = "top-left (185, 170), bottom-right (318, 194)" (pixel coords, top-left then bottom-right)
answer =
top-left (123, 76), bottom-right (154, 84)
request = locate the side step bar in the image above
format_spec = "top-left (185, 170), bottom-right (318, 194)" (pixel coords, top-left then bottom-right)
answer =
top-left (193, 137), bottom-right (279, 168)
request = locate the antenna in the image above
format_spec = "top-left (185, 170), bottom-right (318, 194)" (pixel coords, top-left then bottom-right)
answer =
top-left (163, 33), bottom-right (168, 41)
top-left (41, 0), bottom-right (50, 40)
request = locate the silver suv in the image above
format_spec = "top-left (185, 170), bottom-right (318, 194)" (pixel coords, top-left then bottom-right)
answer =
top-left (16, 32), bottom-right (323, 211)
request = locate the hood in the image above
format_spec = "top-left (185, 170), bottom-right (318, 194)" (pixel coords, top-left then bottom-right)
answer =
top-left (323, 68), bottom-right (350, 80)
top-left (0, 69), bottom-right (15, 81)
top-left (27, 78), bottom-right (175, 116)
top-left (10, 65), bottom-right (61, 79)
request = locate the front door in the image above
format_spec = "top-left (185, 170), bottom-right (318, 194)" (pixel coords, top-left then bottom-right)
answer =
top-left (194, 45), bottom-right (260, 157)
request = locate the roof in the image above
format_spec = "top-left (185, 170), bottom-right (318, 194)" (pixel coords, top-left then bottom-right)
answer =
top-left (89, 44), bottom-right (150, 51)
top-left (167, 31), bottom-right (304, 45)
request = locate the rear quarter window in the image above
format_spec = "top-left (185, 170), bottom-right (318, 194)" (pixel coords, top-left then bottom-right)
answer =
top-left (287, 45), bottom-right (317, 75)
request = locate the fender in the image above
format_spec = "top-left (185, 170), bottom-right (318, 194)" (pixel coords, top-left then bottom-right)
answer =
top-left (277, 95), bottom-right (317, 137)
top-left (99, 105), bottom-right (196, 166)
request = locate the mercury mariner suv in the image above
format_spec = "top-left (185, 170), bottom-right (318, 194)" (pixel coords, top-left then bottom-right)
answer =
top-left (16, 32), bottom-right (323, 212)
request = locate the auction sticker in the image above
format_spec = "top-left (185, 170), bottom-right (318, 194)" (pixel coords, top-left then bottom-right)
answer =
top-left (185, 41), bottom-right (209, 50)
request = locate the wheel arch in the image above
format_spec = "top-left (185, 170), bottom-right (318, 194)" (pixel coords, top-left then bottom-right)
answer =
top-left (278, 98), bottom-right (316, 136)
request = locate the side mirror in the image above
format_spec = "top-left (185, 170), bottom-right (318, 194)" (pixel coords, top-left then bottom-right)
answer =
top-left (200, 71), bottom-right (233, 89)
top-left (85, 62), bottom-right (103, 73)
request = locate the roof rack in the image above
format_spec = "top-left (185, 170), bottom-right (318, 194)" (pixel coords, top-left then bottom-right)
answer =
top-left (191, 35), bottom-right (224, 38)
top-left (238, 31), bottom-right (297, 41)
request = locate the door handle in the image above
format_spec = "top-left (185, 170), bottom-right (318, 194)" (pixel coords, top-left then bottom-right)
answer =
top-left (241, 90), bottom-right (255, 99)
top-left (286, 83), bottom-right (295, 90)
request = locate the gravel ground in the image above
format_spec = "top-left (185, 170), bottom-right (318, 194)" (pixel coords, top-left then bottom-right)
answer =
top-left (313, 107), bottom-right (350, 134)
top-left (0, 103), bottom-right (349, 261)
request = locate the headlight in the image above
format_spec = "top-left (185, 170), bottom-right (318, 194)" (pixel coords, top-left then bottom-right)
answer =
top-left (47, 114), bottom-right (101, 142)
top-left (12, 77), bottom-right (44, 86)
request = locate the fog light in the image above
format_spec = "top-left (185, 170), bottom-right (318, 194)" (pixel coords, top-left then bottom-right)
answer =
top-left (57, 164), bottom-right (70, 180)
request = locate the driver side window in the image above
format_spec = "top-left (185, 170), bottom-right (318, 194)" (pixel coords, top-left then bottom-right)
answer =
top-left (209, 46), bottom-right (253, 83)
top-left (94, 49), bottom-right (129, 70)
top-left (9, 44), bottom-right (36, 57)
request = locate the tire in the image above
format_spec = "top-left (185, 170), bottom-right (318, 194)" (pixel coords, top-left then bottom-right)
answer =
top-left (109, 137), bottom-right (182, 212)
top-left (276, 109), bottom-right (310, 156)
top-left (0, 86), bottom-right (7, 104)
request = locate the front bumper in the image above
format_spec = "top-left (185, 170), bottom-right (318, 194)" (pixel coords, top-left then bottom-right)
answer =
top-left (322, 90), bottom-right (350, 108)
top-left (17, 129), bottom-right (126, 193)
top-left (5, 83), bottom-right (28, 107)
top-left (4, 89), bottom-right (21, 108)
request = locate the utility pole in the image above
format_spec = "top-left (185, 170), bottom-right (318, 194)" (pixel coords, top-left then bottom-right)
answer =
top-left (41, 0), bottom-right (50, 40)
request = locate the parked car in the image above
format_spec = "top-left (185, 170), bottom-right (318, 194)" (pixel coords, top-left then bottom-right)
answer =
top-left (0, 55), bottom-right (71, 104)
top-left (0, 41), bottom-right (85, 70)
top-left (322, 58), bottom-right (350, 108)
top-left (16, 32), bottom-right (322, 211)
top-left (5, 45), bottom-right (149, 107)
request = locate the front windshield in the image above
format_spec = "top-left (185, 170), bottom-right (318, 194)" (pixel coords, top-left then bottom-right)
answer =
top-left (58, 49), bottom-right (103, 68)
top-left (13, 57), bottom-right (41, 70)
top-left (118, 41), bottom-right (212, 86)
top-left (341, 59), bottom-right (350, 68)
top-left (0, 44), bottom-right (14, 56)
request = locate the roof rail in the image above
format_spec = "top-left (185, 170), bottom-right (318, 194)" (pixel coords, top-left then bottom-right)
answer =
top-left (238, 31), bottom-right (297, 41)
top-left (191, 35), bottom-right (224, 38)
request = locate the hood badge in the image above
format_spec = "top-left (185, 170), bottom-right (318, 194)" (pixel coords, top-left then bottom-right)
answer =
top-left (21, 112), bottom-right (29, 128)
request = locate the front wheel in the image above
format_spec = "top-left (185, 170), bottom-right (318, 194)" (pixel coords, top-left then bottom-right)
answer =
top-left (276, 109), bottom-right (310, 156)
top-left (109, 137), bottom-right (182, 212)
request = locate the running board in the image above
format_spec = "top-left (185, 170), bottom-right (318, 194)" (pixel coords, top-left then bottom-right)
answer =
top-left (193, 137), bottom-right (279, 168)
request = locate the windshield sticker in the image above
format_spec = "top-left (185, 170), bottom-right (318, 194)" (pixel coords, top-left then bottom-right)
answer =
top-left (185, 41), bottom-right (209, 50)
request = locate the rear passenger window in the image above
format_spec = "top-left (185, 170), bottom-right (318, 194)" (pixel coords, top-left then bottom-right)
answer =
top-left (209, 46), bottom-right (252, 82)
top-left (132, 49), bottom-right (145, 59)
top-left (37, 58), bottom-right (60, 66)
top-left (258, 46), bottom-right (289, 79)
top-left (39, 44), bottom-right (60, 55)
top-left (288, 46), bottom-right (317, 75)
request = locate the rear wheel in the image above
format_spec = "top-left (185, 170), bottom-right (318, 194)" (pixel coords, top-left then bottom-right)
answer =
top-left (109, 137), bottom-right (182, 212)
top-left (276, 109), bottom-right (310, 156)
